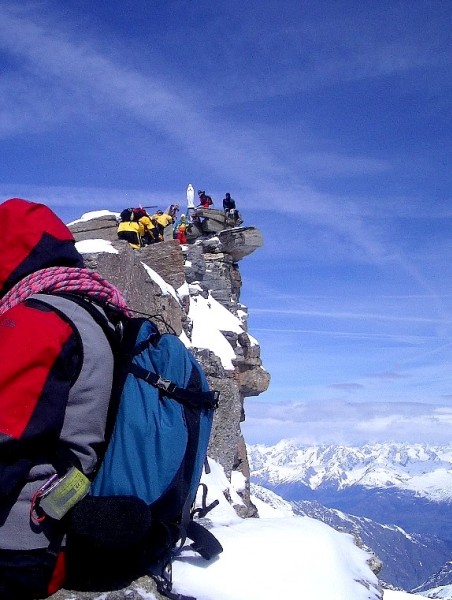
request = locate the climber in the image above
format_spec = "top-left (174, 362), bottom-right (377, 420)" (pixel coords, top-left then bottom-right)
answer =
top-left (222, 193), bottom-right (242, 225)
top-left (197, 190), bottom-right (213, 208)
top-left (174, 214), bottom-right (188, 244)
top-left (0, 198), bottom-right (131, 599)
top-left (117, 209), bottom-right (145, 249)
top-left (117, 207), bottom-right (158, 248)
top-left (152, 209), bottom-right (174, 242)
top-left (165, 203), bottom-right (180, 220)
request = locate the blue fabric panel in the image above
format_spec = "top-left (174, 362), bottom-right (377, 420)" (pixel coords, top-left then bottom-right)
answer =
top-left (91, 320), bottom-right (214, 506)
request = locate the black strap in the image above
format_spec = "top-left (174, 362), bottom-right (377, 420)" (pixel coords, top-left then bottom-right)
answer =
top-left (148, 558), bottom-right (196, 600)
top-left (129, 363), bottom-right (220, 409)
top-left (186, 520), bottom-right (223, 561)
top-left (50, 293), bottom-right (220, 410)
top-left (191, 483), bottom-right (219, 520)
top-left (48, 292), bottom-right (121, 353)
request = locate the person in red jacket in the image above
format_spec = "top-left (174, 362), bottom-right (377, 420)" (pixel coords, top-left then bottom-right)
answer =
top-left (0, 198), bottom-right (129, 599)
top-left (197, 190), bottom-right (213, 208)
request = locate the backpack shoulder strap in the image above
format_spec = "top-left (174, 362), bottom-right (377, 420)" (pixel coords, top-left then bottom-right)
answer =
top-left (129, 362), bottom-right (220, 409)
top-left (186, 520), bottom-right (223, 560)
top-left (50, 292), bottom-right (121, 354)
top-left (34, 292), bottom-right (126, 467)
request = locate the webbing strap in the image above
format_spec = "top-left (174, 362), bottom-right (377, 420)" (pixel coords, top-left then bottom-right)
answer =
top-left (186, 520), bottom-right (223, 561)
top-left (148, 558), bottom-right (196, 600)
top-left (129, 363), bottom-right (220, 409)
top-left (191, 483), bottom-right (219, 520)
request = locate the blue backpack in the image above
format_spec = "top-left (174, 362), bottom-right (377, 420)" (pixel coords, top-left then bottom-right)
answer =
top-left (61, 299), bottom-right (222, 599)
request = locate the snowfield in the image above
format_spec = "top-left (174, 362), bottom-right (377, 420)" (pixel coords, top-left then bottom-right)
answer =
top-left (171, 459), bottom-right (381, 600)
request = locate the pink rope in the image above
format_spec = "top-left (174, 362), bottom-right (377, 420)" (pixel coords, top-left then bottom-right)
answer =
top-left (0, 267), bottom-right (131, 317)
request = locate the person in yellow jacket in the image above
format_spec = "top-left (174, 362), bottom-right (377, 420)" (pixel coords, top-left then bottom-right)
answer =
top-left (152, 209), bottom-right (173, 241)
top-left (117, 219), bottom-right (145, 249)
top-left (117, 208), bottom-right (158, 248)
top-left (139, 212), bottom-right (160, 244)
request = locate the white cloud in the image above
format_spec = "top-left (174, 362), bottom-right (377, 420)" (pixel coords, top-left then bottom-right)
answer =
top-left (241, 399), bottom-right (452, 446)
top-left (0, 3), bottom-right (437, 281)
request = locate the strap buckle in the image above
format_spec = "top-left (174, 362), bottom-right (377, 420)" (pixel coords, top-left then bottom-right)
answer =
top-left (210, 390), bottom-right (220, 408)
top-left (155, 376), bottom-right (177, 394)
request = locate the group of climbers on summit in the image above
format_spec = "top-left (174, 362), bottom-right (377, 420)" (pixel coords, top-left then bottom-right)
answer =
top-left (117, 207), bottom-right (174, 249)
top-left (117, 185), bottom-right (242, 249)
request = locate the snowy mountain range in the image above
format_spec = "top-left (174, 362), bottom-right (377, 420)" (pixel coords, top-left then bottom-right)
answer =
top-left (248, 441), bottom-right (452, 502)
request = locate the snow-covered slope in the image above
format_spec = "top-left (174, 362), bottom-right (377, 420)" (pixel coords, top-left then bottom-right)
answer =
top-left (248, 441), bottom-right (452, 501)
top-left (170, 459), bottom-right (381, 600)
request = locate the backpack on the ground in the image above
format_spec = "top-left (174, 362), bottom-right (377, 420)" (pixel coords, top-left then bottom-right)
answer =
top-left (60, 298), bottom-right (223, 599)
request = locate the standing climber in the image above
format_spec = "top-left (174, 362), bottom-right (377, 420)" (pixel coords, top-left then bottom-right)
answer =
top-left (174, 214), bottom-right (188, 244)
top-left (152, 209), bottom-right (174, 242)
top-left (0, 198), bottom-right (131, 599)
top-left (165, 204), bottom-right (180, 220)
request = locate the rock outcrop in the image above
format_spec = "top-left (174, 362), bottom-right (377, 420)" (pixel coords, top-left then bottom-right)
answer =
top-left (69, 212), bottom-right (270, 514)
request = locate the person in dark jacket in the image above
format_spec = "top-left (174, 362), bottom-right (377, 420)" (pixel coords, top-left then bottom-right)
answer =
top-left (222, 192), bottom-right (236, 212)
top-left (0, 198), bottom-right (130, 599)
top-left (222, 193), bottom-right (241, 225)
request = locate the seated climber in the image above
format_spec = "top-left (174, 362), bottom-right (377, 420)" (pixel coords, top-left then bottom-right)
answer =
top-left (197, 190), bottom-right (213, 208)
top-left (222, 193), bottom-right (242, 225)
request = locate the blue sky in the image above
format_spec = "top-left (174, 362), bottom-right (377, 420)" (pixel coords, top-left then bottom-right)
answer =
top-left (1, 1), bottom-right (451, 446)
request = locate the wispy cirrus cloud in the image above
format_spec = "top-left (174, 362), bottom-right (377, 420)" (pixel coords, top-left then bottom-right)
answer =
top-left (251, 307), bottom-right (452, 325)
top-left (0, 3), bottom-right (442, 281)
top-left (328, 383), bottom-right (364, 392)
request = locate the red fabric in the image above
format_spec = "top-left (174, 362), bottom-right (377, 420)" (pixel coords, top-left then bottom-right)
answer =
top-left (199, 197), bottom-right (212, 208)
top-left (0, 303), bottom-right (73, 439)
top-left (0, 198), bottom-right (77, 294)
top-left (176, 230), bottom-right (187, 244)
top-left (47, 551), bottom-right (66, 595)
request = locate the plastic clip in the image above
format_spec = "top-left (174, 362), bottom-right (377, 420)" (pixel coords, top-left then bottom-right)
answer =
top-left (156, 377), bottom-right (176, 394)
top-left (30, 474), bottom-right (59, 525)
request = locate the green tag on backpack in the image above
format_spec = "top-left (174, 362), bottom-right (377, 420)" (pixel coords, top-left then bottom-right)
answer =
top-left (39, 467), bottom-right (90, 520)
